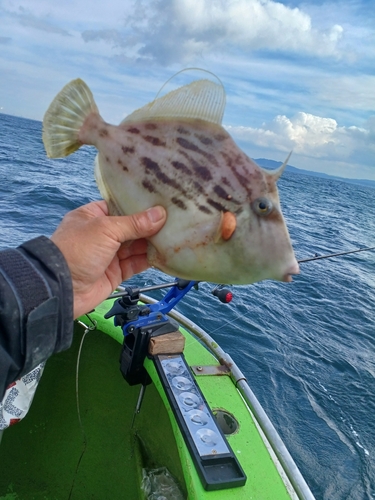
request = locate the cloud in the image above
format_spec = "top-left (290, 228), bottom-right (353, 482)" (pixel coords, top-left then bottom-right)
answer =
top-left (17, 16), bottom-right (71, 36)
top-left (0, 0), bottom-right (373, 179)
top-left (81, 0), bottom-right (344, 64)
top-left (3, 4), bottom-right (71, 36)
top-left (226, 112), bottom-right (374, 165)
top-left (312, 75), bottom-right (375, 111)
top-left (82, 29), bottom-right (123, 45)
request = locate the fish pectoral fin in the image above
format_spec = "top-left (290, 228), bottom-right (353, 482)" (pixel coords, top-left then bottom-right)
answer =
top-left (42, 79), bottom-right (99, 158)
top-left (121, 79), bottom-right (226, 125)
top-left (215, 211), bottom-right (237, 242)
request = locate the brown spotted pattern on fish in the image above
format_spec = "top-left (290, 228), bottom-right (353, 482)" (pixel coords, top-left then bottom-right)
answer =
top-left (145, 123), bottom-right (158, 130)
top-left (42, 77), bottom-right (299, 285)
top-left (195, 134), bottom-right (213, 146)
top-left (143, 135), bottom-right (166, 147)
top-left (142, 179), bottom-right (158, 194)
top-left (109, 119), bottom-right (249, 218)
top-left (171, 197), bottom-right (188, 210)
top-left (96, 120), bottom-right (217, 218)
top-left (98, 117), bottom-right (283, 238)
top-left (177, 126), bottom-right (190, 135)
top-left (171, 160), bottom-right (192, 176)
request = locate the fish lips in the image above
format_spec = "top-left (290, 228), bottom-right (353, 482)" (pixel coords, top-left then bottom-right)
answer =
top-left (282, 261), bottom-right (300, 282)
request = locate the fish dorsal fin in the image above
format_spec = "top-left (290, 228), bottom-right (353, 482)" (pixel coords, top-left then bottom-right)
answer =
top-left (122, 79), bottom-right (226, 125)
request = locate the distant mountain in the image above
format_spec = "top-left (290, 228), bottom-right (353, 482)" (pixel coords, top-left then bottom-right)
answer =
top-left (254, 158), bottom-right (375, 189)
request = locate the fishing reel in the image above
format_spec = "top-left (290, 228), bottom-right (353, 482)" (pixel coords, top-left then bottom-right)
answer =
top-left (105, 279), bottom-right (195, 385)
top-left (211, 285), bottom-right (233, 304)
top-left (105, 279), bottom-right (233, 385)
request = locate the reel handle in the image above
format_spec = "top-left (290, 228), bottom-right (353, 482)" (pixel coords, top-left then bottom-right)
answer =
top-left (212, 287), bottom-right (233, 304)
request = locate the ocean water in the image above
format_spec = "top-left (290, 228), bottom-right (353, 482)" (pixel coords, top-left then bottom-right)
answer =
top-left (1, 112), bottom-right (375, 499)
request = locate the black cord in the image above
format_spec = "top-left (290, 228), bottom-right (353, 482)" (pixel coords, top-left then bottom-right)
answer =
top-left (298, 246), bottom-right (375, 263)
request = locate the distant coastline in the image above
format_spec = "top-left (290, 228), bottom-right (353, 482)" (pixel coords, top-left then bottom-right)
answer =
top-left (254, 158), bottom-right (375, 189)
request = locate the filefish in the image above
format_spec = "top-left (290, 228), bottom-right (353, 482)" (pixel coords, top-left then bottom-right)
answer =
top-left (42, 77), bottom-right (299, 284)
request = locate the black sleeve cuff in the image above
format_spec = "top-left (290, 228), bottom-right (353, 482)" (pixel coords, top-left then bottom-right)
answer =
top-left (0, 236), bottom-right (74, 380)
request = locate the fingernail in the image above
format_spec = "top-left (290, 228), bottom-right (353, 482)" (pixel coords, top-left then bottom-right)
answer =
top-left (146, 206), bottom-right (165, 223)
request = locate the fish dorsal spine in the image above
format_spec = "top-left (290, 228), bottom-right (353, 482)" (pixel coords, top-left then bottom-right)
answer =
top-left (121, 79), bottom-right (226, 125)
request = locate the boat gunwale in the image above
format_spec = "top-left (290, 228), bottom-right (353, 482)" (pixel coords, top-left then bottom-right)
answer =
top-left (139, 293), bottom-right (316, 500)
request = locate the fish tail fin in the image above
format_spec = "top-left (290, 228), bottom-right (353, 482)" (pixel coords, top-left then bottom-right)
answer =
top-left (42, 78), bottom-right (99, 158)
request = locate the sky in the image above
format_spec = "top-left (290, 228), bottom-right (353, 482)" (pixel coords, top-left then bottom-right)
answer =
top-left (0, 0), bottom-right (374, 179)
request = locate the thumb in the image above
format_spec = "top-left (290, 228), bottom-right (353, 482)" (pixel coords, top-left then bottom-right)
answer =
top-left (108, 206), bottom-right (167, 243)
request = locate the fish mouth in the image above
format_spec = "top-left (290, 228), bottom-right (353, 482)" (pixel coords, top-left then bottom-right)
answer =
top-left (282, 261), bottom-right (300, 282)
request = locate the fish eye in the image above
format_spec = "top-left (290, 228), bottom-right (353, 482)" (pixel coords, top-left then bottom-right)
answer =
top-left (252, 197), bottom-right (273, 216)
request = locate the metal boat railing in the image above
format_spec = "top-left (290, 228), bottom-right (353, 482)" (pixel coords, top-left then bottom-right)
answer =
top-left (140, 293), bottom-right (316, 500)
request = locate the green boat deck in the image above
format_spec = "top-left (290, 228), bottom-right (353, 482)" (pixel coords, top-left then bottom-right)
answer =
top-left (0, 303), bottom-right (295, 499)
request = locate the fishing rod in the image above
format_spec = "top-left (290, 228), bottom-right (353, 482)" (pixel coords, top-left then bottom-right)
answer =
top-left (108, 280), bottom-right (179, 298)
top-left (298, 245), bottom-right (375, 263)
top-left (107, 279), bottom-right (232, 303)
top-left (105, 246), bottom-right (375, 301)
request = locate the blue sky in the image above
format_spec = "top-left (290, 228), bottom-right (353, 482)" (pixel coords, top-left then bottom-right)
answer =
top-left (0, 0), bottom-right (374, 179)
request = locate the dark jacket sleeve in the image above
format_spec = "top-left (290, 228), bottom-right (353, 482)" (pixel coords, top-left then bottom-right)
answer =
top-left (0, 236), bottom-right (74, 399)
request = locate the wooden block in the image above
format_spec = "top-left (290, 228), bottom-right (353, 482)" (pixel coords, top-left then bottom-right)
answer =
top-left (148, 331), bottom-right (185, 355)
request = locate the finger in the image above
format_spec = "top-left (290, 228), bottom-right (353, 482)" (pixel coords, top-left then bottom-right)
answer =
top-left (91, 200), bottom-right (109, 215)
top-left (106, 206), bottom-right (167, 243)
top-left (119, 255), bottom-right (150, 281)
top-left (79, 200), bottom-right (109, 218)
top-left (117, 239), bottom-right (148, 259)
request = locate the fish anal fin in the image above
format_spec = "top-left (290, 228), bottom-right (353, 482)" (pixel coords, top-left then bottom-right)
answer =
top-left (107, 198), bottom-right (123, 216)
top-left (94, 155), bottom-right (122, 215)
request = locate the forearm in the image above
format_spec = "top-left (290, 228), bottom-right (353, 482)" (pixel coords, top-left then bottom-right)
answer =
top-left (0, 236), bottom-right (74, 399)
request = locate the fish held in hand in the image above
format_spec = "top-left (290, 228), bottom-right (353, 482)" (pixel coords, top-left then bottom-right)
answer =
top-left (43, 77), bottom-right (299, 284)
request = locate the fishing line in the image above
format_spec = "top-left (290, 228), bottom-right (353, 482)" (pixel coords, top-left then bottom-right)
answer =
top-left (68, 326), bottom-right (89, 500)
top-left (153, 67), bottom-right (225, 101)
top-left (105, 246), bottom-right (375, 339)
top-left (75, 327), bottom-right (89, 444)
top-left (208, 246), bottom-right (375, 336)
top-left (69, 317), bottom-right (97, 500)
top-left (75, 316), bottom-right (97, 440)
top-left (208, 308), bottom-right (250, 336)
top-left (298, 246), bottom-right (375, 263)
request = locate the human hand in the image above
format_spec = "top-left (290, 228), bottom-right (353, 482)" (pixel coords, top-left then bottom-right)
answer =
top-left (51, 201), bottom-right (167, 318)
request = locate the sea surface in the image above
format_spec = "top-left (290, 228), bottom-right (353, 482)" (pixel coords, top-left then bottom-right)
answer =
top-left (1, 112), bottom-right (375, 499)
